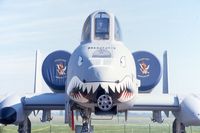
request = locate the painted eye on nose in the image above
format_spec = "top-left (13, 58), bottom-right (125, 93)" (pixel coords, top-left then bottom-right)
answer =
top-left (78, 56), bottom-right (83, 66)
top-left (120, 56), bottom-right (126, 67)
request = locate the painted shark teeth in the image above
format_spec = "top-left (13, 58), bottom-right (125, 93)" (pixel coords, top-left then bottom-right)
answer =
top-left (101, 83), bottom-right (109, 93)
top-left (85, 84), bottom-right (91, 93)
top-left (116, 86), bottom-right (120, 93)
top-left (67, 76), bottom-right (137, 103)
top-left (92, 84), bottom-right (99, 93)
top-left (109, 84), bottom-right (115, 92)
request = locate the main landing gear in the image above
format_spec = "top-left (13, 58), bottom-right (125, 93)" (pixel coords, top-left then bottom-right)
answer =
top-left (172, 119), bottom-right (186, 133)
top-left (18, 117), bottom-right (31, 133)
top-left (75, 109), bottom-right (93, 133)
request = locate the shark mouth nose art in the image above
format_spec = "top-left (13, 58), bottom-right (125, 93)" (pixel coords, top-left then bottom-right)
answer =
top-left (67, 76), bottom-right (136, 103)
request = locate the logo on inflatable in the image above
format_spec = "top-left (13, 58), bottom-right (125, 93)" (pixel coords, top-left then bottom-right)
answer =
top-left (138, 58), bottom-right (150, 78)
top-left (139, 61), bottom-right (150, 75)
top-left (55, 59), bottom-right (67, 78)
top-left (133, 51), bottom-right (161, 92)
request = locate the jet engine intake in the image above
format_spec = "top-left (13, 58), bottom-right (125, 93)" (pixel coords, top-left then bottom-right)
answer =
top-left (42, 50), bottom-right (71, 93)
top-left (132, 51), bottom-right (161, 93)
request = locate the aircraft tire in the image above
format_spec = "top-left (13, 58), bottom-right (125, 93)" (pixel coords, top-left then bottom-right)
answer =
top-left (172, 119), bottom-right (186, 133)
top-left (75, 125), bottom-right (94, 133)
top-left (18, 117), bottom-right (31, 133)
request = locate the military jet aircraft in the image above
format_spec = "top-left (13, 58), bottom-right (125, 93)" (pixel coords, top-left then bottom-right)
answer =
top-left (0, 10), bottom-right (200, 133)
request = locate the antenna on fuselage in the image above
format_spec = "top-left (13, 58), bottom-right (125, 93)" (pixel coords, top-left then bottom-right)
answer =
top-left (163, 51), bottom-right (169, 94)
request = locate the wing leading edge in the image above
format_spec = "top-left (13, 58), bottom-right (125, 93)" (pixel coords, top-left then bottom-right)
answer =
top-left (23, 93), bottom-right (65, 110)
top-left (131, 94), bottom-right (179, 111)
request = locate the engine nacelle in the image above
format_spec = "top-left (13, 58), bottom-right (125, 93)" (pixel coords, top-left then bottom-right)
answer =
top-left (175, 94), bottom-right (200, 126)
top-left (132, 51), bottom-right (162, 93)
top-left (42, 50), bottom-right (71, 93)
top-left (0, 94), bottom-right (25, 124)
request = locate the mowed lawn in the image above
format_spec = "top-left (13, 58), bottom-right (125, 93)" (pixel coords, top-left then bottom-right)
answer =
top-left (1, 123), bottom-right (200, 133)
top-left (1, 115), bottom-right (200, 133)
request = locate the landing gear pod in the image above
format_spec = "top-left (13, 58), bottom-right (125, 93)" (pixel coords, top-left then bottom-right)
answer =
top-left (132, 51), bottom-right (161, 93)
top-left (42, 50), bottom-right (71, 93)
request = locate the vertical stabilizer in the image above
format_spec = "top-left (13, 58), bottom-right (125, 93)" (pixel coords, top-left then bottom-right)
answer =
top-left (34, 50), bottom-right (43, 93)
top-left (163, 51), bottom-right (169, 94)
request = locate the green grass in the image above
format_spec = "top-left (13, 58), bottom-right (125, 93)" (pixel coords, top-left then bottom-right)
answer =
top-left (1, 124), bottom-right (200, 133)
top-left (1, 115), bottom-right (200, 133)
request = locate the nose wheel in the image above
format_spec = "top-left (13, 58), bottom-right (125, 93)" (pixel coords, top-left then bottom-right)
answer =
top-left (97, 95), bottom-right (113, 111)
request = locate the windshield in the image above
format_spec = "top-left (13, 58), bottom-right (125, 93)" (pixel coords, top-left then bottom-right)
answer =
top-left (95, 12), bottom-right (110, 40)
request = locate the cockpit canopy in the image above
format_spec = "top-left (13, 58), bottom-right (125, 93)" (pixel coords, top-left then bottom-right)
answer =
top-left (94, 12), bottom-right (110, 40)
top-left (81, 11), bottom-right (122, 44)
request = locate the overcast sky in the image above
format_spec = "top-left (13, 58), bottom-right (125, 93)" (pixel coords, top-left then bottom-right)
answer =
top-left (0, 0), bottom-right (200, 95)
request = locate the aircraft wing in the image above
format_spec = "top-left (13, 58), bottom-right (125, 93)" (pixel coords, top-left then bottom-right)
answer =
top-left (23, 93), bottom-right (65, 110)
top-left (23, 93), bottom-right (75, 128)
top-left (23, 93), bottom-right (180, 111)
top-left (131, 94), bottom-right (180, 111)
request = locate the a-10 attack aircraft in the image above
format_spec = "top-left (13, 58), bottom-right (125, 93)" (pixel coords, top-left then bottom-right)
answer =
top-left (0, 10), bottom-right (200, 133)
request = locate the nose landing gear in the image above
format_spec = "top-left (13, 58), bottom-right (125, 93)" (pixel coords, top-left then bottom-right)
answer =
top-left (75, 94), bottom-right (113, 133)
top-left (75, 109), bottom-right (93, 133)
